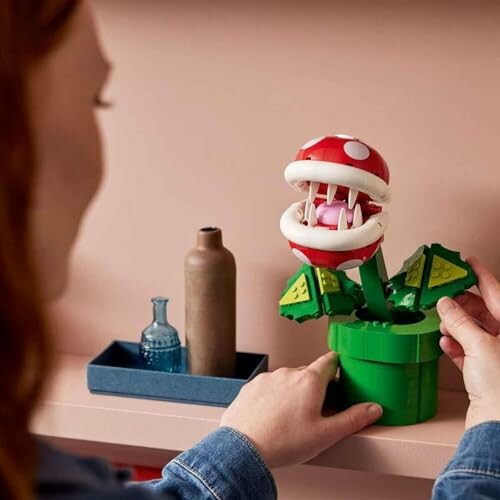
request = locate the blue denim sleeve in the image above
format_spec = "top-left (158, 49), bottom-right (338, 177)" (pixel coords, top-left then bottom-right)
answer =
top-left (142, 426), bottom-right (277, 500)
top-left (432, 421), bottom-right (500, 499)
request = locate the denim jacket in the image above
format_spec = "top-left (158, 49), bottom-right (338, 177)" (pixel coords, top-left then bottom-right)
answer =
top-left (37, 422), bottom-right (500, 499)
top-left (432, 421), bottom-right (500, 499)
top-left (37, 427), bottom-right (277, 500)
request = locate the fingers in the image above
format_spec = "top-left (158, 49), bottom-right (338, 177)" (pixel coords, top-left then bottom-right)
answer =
top-left (307, 351), bottom-right (338, 387)
top-left (455, 292), bottom-right (500, 336)
top-left (321, 403), bottom-right (382, 442)
top-left (468, 257), bottom-right (500, 321)
top-left (439, 335), bottom-right (464, 371)
top-left (437, 297), bottom-right (486, 350)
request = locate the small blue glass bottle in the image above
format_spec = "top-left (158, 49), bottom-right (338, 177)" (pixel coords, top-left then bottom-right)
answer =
top-left (139, 297), bottom-right (181, 372)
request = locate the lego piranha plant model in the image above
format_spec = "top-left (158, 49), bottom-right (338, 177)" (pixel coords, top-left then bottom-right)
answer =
top-left (279, 135), bottom-right (477, 426)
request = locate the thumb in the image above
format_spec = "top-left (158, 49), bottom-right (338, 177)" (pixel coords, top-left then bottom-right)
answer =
top-left (437, 297), bottom-right (485, 350)
top-left (322, 403), bottom-right (382, 443)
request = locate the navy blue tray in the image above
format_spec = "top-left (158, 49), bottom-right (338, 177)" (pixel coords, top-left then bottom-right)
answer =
top-left (87, 341), bottom-right (268, 407)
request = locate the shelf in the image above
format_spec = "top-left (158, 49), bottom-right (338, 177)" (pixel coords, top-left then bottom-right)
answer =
top-left (32, 352), bottom-right (468, 479)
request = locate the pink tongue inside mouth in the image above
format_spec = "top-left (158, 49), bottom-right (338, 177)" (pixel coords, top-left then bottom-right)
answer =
top-left (316, 201), bottom-right (354, 226)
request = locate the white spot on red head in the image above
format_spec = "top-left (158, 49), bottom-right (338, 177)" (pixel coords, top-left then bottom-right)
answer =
top-left (292, 248), bottom-right (312, 265)
top-left (335, 134), bottom-right (355, 139)
top-left (300, 136), bottom-right (326, 150)
top-left (344, 141), bottom-right (370, 161)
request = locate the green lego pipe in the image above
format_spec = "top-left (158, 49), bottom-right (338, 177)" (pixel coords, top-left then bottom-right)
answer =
top-left (329, 309), bottom-right (442, 426)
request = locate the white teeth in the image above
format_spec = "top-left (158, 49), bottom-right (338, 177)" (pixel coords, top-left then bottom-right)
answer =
top-left (307, 204), bottom-right (317, 226)
top-left (308, 182), bottom-right (320, 203)
top-left (353, 203), bottom-right (363, 228)
top-left (303, 199), bottom-right (311, 223)
top-left (302, 183), bottom-right (365, 230)
top-left (327, 184), bottom-right (337, 204)
top-left (348, 188), bottom-right (359, 210)
top-left (305, 182), bottom-right (320, 223)
top-left (338, 208), bottom-right (348, 230)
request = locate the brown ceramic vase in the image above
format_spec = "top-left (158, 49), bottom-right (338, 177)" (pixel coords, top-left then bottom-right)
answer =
top-left (184, 227), bottom-right (236, 377)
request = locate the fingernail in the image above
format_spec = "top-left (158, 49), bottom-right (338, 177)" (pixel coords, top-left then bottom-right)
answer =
top-left (438, 297), bottom-right (456, 315)
top-left (368, 404), bottom-right (383, 419)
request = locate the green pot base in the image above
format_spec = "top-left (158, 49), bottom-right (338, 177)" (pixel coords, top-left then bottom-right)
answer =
top-left (328, 309), bottom-right (442, 426)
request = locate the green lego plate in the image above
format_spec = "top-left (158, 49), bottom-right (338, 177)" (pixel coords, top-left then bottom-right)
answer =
top-left (387, 244), bottom-right (477, 312)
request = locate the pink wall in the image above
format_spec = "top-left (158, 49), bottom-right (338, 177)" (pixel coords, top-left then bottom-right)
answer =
top-left (51, 0), bottom-right (500, 386)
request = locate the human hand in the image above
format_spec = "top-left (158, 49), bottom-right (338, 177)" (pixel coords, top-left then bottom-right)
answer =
top-left (437, 256), bottom-right (500, 430)
top-left (220, 351), bottom-right (382, 469)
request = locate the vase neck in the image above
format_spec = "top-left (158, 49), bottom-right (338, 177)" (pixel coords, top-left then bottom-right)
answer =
top-left (152, 297), bottom-right (168, 324)
top-left (197, 227), bottom-right (223, 250)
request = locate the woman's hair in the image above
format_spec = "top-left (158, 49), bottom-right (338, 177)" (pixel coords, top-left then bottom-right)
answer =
top-left (0, 2), bottom-right (78, 498)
